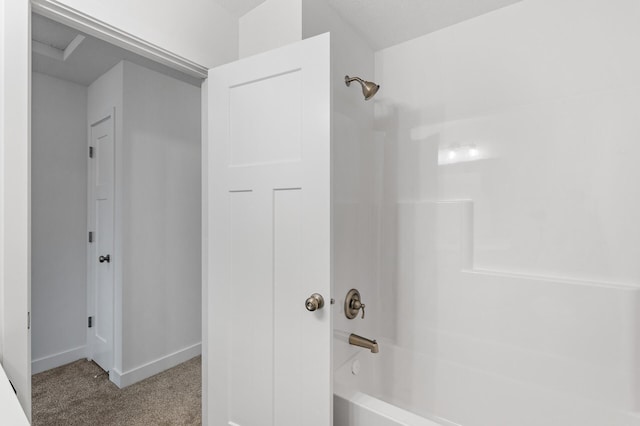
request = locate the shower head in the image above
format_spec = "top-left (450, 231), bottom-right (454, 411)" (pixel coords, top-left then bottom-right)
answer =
top-left (345, 75), bottom-right (380, 100)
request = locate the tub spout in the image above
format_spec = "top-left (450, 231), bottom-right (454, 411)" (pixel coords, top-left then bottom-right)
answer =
top-left (349, 333), bottom-right (379, 353)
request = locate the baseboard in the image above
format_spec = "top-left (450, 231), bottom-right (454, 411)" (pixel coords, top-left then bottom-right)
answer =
top-left (32, 345), bottom-right (87, 374)
top-left (110, 342), bottom-right (201, 388)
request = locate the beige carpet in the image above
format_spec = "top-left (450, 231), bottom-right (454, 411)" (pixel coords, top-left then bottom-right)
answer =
top-left (32, 356), bottom-right (201, 426)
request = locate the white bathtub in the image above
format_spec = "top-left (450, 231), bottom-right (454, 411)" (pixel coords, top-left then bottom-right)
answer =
top-left (333, 340), bottom-right (459, 426)
top-left (333, 335), bottom-right (640, 426)
top-left (334, 390), bottom-right (445, 426)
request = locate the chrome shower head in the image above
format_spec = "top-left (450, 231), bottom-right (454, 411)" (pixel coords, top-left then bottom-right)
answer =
top-left (345, 75), bottom-right (380, 100)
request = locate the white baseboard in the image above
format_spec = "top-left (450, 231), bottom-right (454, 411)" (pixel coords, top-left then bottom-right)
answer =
top-left (110, 342), bottom-right (201, 388)
top-left (32, 345), bottom-right (87, 374)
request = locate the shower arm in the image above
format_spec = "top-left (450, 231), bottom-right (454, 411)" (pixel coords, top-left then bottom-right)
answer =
top-left (344, 76), bottom-right (365, 87)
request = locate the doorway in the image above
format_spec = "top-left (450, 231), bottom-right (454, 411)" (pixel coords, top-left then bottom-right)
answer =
top-left (30, 12), bottom-right (203, 423)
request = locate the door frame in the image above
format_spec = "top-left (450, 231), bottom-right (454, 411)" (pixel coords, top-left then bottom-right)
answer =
top-left (2, 0), bottom-right (210, 421)
top-left (86, 109), bottom-right (116, 377)
top-left (1, 0), bottom-right (32, 419)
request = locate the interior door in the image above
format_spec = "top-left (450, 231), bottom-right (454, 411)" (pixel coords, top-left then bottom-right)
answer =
top-left (88, 113), bottom-right (115, 373)
top-left (206, 33), bottom-right (332, 426)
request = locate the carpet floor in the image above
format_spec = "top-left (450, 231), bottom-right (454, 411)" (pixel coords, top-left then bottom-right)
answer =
top-left (32, 356), bottom-right (201, 426)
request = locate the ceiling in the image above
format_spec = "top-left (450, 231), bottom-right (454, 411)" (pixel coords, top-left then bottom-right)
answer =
top-left (32, 14), bottom-right (201, 87)
top-left (327, 0), bottom-right (522, 50)
top-left (213, 0), bottom-right (266, 17)
top-left (213, 0), bottom-right (522, 51)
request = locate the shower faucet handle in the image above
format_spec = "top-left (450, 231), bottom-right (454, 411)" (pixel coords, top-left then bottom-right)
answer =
top-left (351, 299), bottom-right (365, 319)
top-left (358, 302), bottom-right (366, 319)
top-left (345, 289), bottom-right (366, 320)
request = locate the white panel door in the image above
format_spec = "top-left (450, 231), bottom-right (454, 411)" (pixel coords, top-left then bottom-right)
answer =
top-left (88, 114), bottom-right (115, 373)
top-left (207, 33), bottom-right (332, 426)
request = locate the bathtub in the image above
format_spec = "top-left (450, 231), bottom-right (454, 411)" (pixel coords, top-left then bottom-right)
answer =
top-left (333, 339), bottom-right (459, 426)
top-left (333, 334), bottom-right (640, 426)
top-left (334, 389), bottom-right (445, 426)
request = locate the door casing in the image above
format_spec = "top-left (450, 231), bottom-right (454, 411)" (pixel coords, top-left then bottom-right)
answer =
top-left (1, 0), bottom-right (32, 418)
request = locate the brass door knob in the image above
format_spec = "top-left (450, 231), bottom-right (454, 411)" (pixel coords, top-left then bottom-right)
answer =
top-left (305, 293), bottom-right (325, 311)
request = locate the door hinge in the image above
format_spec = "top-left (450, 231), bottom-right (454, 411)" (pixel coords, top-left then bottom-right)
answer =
top-left (89, 231), bottom-right (93, 243)
top-left (89, 146), bottom-right (94, 158)
top-left (27, 312), bottom-right (30, 330)
top-left (88, 316), bottom-right (93, 328)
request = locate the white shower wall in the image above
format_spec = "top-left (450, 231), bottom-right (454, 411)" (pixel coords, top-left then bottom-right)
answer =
top-left (374, 0), bottom-right (640, 425)
top-left (303, 0), bottom-right (382, 369)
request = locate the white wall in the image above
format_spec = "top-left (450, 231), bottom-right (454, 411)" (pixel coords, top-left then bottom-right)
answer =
top-left (119, 61), bottom-right (201, 383)
top-left (39, 0), bottom-right (238, 68)
top-left (302, 0), bottom-right (381, 369)
top-left (31, 72), bottom-right (88, 374)
top-left (375, 0), bottom-right (640, 425)
top-left (239, 0), bottom-right (301, 58)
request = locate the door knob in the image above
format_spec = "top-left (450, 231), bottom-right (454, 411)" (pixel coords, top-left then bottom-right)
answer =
top-left (305, 293), bottom-right (325, 312)
top-left (99, 255), bottom-right (111, 263)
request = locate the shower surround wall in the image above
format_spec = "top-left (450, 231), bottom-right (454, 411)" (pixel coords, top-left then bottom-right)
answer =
top-left (303, 0), bottom-right (382, 368)
top-left (374, 0), bottom-right (640, 425)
